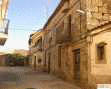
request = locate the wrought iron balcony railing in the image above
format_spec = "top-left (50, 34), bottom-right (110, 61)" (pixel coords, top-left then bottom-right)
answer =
top-left (55, 23), bottom-right (71, 43)
top-left (31, 43), bottom-right (42, 53)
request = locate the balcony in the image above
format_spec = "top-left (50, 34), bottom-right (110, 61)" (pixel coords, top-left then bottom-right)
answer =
top-left (31, 41), bottom-right (42, 53)
top-left (36, 43), bottom-right (42, 51)
top-left (0, 19), bottom-right (9, 45)
top-left (31, 46), bottom-right (42, 53)
top-left (55, 23), bottom-right (71, 44)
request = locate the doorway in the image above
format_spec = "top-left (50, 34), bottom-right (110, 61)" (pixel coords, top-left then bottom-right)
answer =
top-left (73, 49), bottom-right (80, 80)
top-left (34, 56), bottom-right (36, 71)
top-left (48, 54), bottom-right (51, 73)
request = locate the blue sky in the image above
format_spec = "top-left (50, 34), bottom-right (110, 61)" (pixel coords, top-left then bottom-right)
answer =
top-left (0, 0), bottom-right (60, 52)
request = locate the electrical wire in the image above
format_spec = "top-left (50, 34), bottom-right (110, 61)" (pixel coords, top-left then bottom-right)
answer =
top-left (8, 28), bottom-right (37, 31)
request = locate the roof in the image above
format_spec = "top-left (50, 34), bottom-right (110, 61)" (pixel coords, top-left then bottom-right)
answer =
top-left (91, 20), bottom-right (111, 31)
top-left (32, 30), bottom-right (42, 39)
top-left (43, 0), bottom-right (66, 30)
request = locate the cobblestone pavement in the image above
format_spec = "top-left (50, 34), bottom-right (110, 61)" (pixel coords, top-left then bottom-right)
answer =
top-left (0, 67), bottom-right (81, 89)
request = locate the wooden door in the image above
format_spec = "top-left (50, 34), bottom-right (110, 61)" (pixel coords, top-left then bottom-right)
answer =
top-left (48, 54), bottom-right (51, 73)
top-left (74, 49), bottom-right (80, 80)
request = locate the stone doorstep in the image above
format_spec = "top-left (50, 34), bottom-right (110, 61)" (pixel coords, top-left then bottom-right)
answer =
top-left (0, 81), bottom-right (16, 85)
top-left (26, 88), bottom-right (36, 89)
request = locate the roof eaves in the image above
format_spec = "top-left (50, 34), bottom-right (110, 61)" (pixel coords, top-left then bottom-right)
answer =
top-left (91, 21), bottom-right (111, 31)
top-left (43, 0), bottom-right (66, 30)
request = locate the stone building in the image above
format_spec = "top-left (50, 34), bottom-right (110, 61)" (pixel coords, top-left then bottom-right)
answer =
top-left (0, 52), bottom-right (7, 66)
top-left (29, 30), bottom-right (44, 71)
top-left (42, 0), bottom-right (111, 88)
top-left (0, 0), bottom-right (10, 45)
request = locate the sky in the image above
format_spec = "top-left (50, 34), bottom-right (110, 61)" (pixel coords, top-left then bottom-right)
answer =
top-left (0, 0), bottom-right (60, 52)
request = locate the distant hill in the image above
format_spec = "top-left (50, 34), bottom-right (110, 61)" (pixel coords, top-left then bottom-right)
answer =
top-left (14, 49), bottom-right (29, 56)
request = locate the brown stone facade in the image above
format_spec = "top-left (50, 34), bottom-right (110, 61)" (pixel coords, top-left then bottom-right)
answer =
top-left (29, 0), bottom-right (111, 88)
top-left (42, 0), bottom-right (88, 88)
top-left (0, 0), bottom-right (10, 45)
top-left (29, 30), bottom-right (44, 71)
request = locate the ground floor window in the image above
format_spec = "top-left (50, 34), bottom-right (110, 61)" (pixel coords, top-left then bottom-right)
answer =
top-left (96, 42), bottom-right (107, 64)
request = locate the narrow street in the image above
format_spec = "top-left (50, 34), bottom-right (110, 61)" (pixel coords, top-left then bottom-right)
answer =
top-left (0, 67), bottom-right (80, 89)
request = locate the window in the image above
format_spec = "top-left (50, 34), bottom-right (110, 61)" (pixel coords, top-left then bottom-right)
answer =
top-left (97, 42), bottom-right (107, 63)
top-left (58, 46), bottom-right (62, 68)
top-left (97, 46), bottom-right (104, 60)
top-left (38, 59), bottom-right (42, 64)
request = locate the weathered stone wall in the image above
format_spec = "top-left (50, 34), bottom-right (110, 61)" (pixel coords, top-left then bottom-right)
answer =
top-left (30, 51), bottom-right (43, 68)
top-left (29, 31), bottom-right (44, 70)
top-left (42, 0), bottom-right (88, 87)
top-left (70, 0), bottom-right (87, 42)
top-left (42, 0), bottom-right (111, 88)
top-left (86, 0), bottom-right (111, 30)
top-left (89, 24), bottom-right (111, 85)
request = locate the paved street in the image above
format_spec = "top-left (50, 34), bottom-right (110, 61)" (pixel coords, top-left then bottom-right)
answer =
top-left (0, 67), bottom-right (80, 89)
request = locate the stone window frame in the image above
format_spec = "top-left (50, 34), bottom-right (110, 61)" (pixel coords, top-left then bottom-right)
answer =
top-left (96, 42), bottom-right (107, 64)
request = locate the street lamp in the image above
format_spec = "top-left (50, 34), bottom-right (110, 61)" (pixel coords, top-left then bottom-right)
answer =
top-left (76, 9), bottom-right (85, 15)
